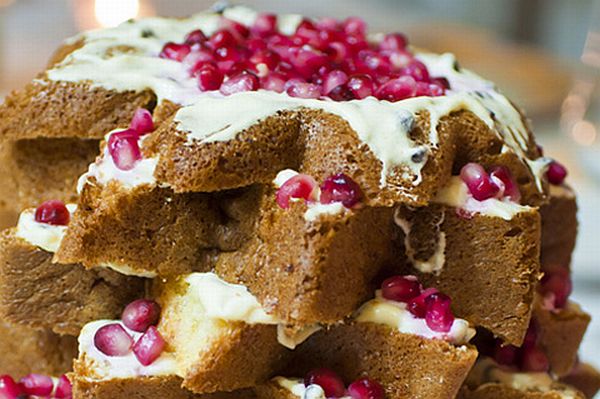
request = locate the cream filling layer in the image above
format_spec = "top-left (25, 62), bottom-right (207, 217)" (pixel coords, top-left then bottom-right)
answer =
top-left (46, 3), bottom-right (543, 190)
top-left (434, 176), bottom-right (532, 220)
top-left (274, 377), bottom-right (351, 399)
top-left (355, 290), bottom-right (475, 345)
top-left (468, 358), bottom-right (579, 398)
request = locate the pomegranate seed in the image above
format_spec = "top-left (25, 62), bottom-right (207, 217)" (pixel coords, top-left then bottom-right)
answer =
top-left (184, 29), bottom-right (207, 46)
top-left (540, 268), bottom-right (572, 309)
top-left (133, 326), bottom-right (166, 366)
top-left (55, 375), bottom-right (72, 399)
top-left (380, 33), bottom-right (408, 51)
top-left (185, 50), bottom-right (215, 75)
top-left (521, 346), bottom-right (550, 372)
top-left (34, 200), bottom-right (70, 226)
top-left (459, 163), bottom-right (500, 201)
top-left (347, 74), bottom-right (374, 99)
top-left (424, 292), bottom-right (455, 333)
top-left (159, 42), bottom-right (191, 62)
top-left (0, 375), bottom-right (23, 399)
top-left (376, 76), bottom-right (417, 102)
top-left (493, 343), bottom-right (518, 366)
top-left (304, 368), bottom-right (346, 398)
top-left (381, 275), bottom-right (421, 303)
top-left (250, 50), bottom-right (281, 72)
top-left (220, 18), bottom-right (250, 40)
top-left (320, 173), bottom-right (363, 208)
top-left (129, 108), bottom-right (154, 135)
top-left (388, 50), bottom-right (412, 69)
top-left (209, 29), bottom-right (237, 49)
top-left (276, 174), bottom-right (318, 209)
top-left (408, 287), bottom-right (438, 318)
top-left (317, 17), bottom-right (340, 31)
top-left (430, 77), bottom-right (450, 89)
top-left (547, 161), bottom-right (567, 185)
top-left (401, 60), bottom-right (430, 82)
top-left (323, 70), bottom-right (349, 95)
top-left (108, 129), bottom-right (142, 171)
top-left (328, 84), bottom-right (355, 101)
top-left (287, 82), bottom-right (322, 99)
top-left (20, 374), bottom-right (53, 397)
top-left (326, 41), bottom-right (351, 63)
top-left (288, 48), bottom-right (329, 79)
top-left (261, 73), bottom-right (286, 93)
top-left (343, 17), bottom-right (366, 37)
top-left (252, 13), bottom-right (278, 36)
top-left (489, 166), bottom-right (521, 202)
top-left (347, 378), bottom-right (385, 399)
top-left (220, 72), bottom-right (259, 95)
top-left (94, 323), bottom-right (133, 357)
top-left (122, 299), bottom-right (161, 332)
top-left (197, 63), bottom-right (224, 91)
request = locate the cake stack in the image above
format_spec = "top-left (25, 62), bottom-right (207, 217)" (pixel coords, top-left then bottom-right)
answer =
top-left (0, 5), bottom-right (598, 399)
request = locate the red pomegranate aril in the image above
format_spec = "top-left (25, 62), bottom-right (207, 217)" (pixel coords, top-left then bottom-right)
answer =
top-left (220, 18), bottom-right (250, 40)
top-left (540, 269), bottom-right (572, 309)
top-left (130, 108), bottom-right (154, 135)
top-left (547, 161), bottom-right (567, 185)
top-left (159, 42), bottom-right (191, 62)
top-left (347, 377), bottom-right (384, 399)
top-left (493, 343), bottom-right (518, 366)
top-left (323, 70), bottom-right (349, 95)
top-left (376, 76), bottom-right (417, 102)
top-left (0, 375), bottom-right (23, 399)
top-left (214, 46), bottom-right (243, 63)
top-left (122, 299), bottom-right (162, 332)
top-left (133, 326), bottom-right (166, 366)
top-left (20, 373), bottom-right (54, 396)
top-left (489, 165), bottom-right (520, 201)
top-left (108, 129), bottom-right (142, 171)
top-left (252, 13), bottom-right (277, 36)
top-left (320, 173), bottom-right (363, 208)
top-left (326, 41), bottom-right (351, 63)
top-left (381, 275), bottom-right (421, 303)
top-left (460, 163), bottom-right (500, 201)
top-left (184, 29), bottom-right (208, 45)
top-left (380, 33), bottom-right (408, 51)
top-left (94, 323), bottom-right (134, 357)
top-left (408, 287), bottom-right (438, 318)
top-left (197, 63), bottom-right (224, 91)
top-left (276, 174), bottom-right (318, 209)
top-left (185, 50), bottom-right (216, 75)
top-left (250, 50), bottom-right (280, 72)
top-left (521, 346), bottom-right (550, 372)
top-left (304, 368), bottom-right (346, 398)
top-left (424, 292), bottom-right (455, 333)
top-left (347, 74), bottom-right (374, 99)
top-left (34, 200), bottom-right (70, 226)
top-left (289, 48), bottom-right (329, 79)
top-left (343, 17), bottom-right (367, 37)
top-left (287, 82), bottom-right (322, 99)
top-left (328, 84), bottom-right (355, 101)
top-left (387, 49), bottom-right (412, 70)
top-left (219, 72), bottom-right (260, 95)
top-left (431, 77), bottom-right (450, 89)
top-left (55, 374), bottom-right (72, 399)
top-left (209, 29), bottom-right (237, 49)
top-left (401, 60), bottom-right (430, 82)
top-left (261, 73), bottom-right (286, 93)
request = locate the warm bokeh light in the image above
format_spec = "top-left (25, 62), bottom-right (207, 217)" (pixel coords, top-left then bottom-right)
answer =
top-left (571, 119), bottom-right (598, 146)
top-left (94, 0), bottom-right (140, 28)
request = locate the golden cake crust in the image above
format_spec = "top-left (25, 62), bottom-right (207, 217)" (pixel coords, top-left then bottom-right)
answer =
top-left (457, 383), bottom-right (585, 399)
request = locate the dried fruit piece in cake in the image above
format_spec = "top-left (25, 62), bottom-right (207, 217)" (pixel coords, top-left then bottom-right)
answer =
top-left (283, 276), bottom-right (477, 399)
top-left (0, 321), bottom-right (77, 379)
top-left (395, 166), bottom-right (541, 345)
top-left (0, 204), bottom-right (145, 335)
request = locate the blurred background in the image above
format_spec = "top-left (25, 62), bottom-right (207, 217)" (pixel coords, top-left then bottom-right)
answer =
top-left (1, 0), bottom-right (599, 368)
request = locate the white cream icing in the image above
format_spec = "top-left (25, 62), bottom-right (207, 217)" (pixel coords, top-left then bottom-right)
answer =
top-left (45, 4), bottom-right (544, 191)
top-left (274, 377), bottom-right (352, 399)
top-left (434, 176), bottom-right (533, 220)
top-left (78, 320), bottom-right (177, 381)
top-left (78, 130), bottom-right (158, 193)
top-left (355, 290), bottom-right (475, 345)
top-left (394, 211), bottom-right (446, 274)
top-left (15, 204), bottom-right (77, 253)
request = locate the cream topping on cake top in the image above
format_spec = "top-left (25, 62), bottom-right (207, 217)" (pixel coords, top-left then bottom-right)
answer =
top-left (274, 377), bottom-right (351, 399)
top-left (15, 204), bottom-right (77, 253)
top-left (434, 176), bottom-right (533, 220)
top-left (467, 358), bottom-right (579, 398)
top-left (46, 5), bottom-right (546, 190)
top-left (79, 320), bottom-right (178, 380)
top-left (355, 290), bottom-right (475, 345)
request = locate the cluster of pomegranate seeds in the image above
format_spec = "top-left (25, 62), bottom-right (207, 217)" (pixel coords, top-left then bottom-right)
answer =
top-left (539, 265), bottom-right (572, 310)
top-left (459, 163), bottom-right (520, 202)
top-left (108, 108), bottom-right (155, 171)
top-left (381, 276), bottom-right (455, 333)
top-left (303, 368), bottom-right (384, 399)
top-left (485, 322), bottom-right (549, 373)
top-left (0, 374), bottom-right (72, 399)
top-left (546, 160), bottom-right (568, 186)
top-left (34, 200), bottom-right (70, 226)
top-left (93, 298), bottom-right (166, 366)
top-left (276, 172), bottom-right (363, 210)
top-left (159, 14), bottom-right (447, 100)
